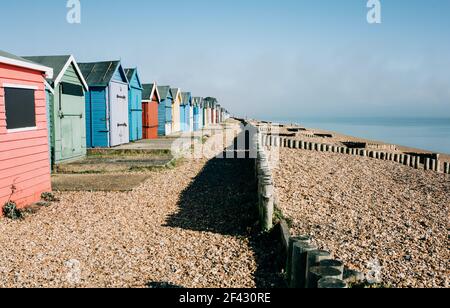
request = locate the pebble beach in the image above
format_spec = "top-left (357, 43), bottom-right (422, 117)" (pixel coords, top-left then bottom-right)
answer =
top-left (273, 147), bottom-right (449, 288)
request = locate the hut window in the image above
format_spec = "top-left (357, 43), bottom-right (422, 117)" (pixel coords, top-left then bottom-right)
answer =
top-left (61, 82), bottom-right (83, 96)
top-left (4, 87), bottom-right (36, 131)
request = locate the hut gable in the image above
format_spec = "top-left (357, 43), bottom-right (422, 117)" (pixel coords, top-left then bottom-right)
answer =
top-left (23, 55), bottom-right (88, 91)
top-left (125, 68), bottom-right (142, 90)
top-left (142, 83), bottom-right (160, 102)
top-left (79, 61), bottom-right (128, 87)
top-left (181, 92), bottom-right (192, 106)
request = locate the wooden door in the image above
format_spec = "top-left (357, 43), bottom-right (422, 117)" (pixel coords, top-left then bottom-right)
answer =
top-left (109, 82), bottom-right (129, 146)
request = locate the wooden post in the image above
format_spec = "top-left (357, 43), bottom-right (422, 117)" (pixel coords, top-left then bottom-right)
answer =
top-left (293, 140), bottom-right (298, 149)
top-left (318, 278), bottom-right (348, 289)
top-left (261, 178), bottom-right (274, 232)
top-left (410, 156), bottom-right (416, 168)
top-left (424, 158), bottom-right (431, 170)
top-left (319, 259), bottom-right (345, 274)
top-left (415, 156), bottom-right (420, 169)
top-left (305, 250), bottom-right (331, 288)
top-left (307, 266), bottom-right (343, 289)
top-left (430, 159), bottom-right (437, 172)
top-left (286, 236), bottom-right (311, 286)
top-left (291, 242), bottom-right (317, 288)
top-left (404, 155), bottom-right (411, 166)
top-left (445, 162), bottom-right (450, 174)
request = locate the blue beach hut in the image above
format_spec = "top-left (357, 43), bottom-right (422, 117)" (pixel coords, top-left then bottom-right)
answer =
top-left (180, 92), bottom-right (192, 132)
top-left (157, 86), bottom-right (173, 136)
top-left (79, 61), bottom-right (130, 148)
top-left (125, 68), bottom-right (143, 141)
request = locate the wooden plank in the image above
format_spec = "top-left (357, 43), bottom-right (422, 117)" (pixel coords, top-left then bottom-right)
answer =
top-left (0, 166), bottom-right (50, 189)
top-left (0, 136), bottom-right (48, 151)
top-left (0, 173), bottom-right (51, 199)
top-left (0, 63), bottom-right (45, 84)
top-left (0, 144), bottom-right (49, 161)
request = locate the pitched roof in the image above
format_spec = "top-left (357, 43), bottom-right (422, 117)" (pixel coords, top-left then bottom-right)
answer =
top-left (124, 68), bottom-right (136, 81)
top-left (142, 83), bottom-right (160, 102)
top-left (23, 55), bottom-right (88, 90)
top-left (181, 92), bottom-right (192, 105)
top-left (192, 97), bottom-right (202, 106)
top-left (78, 61), bottom-right (125, 87)
top-left (170, 88), bottom-right (180, 100)
top-left (157, 86), bottom-right (172, 100)
top-left (0, 49), bottom-right (53, 78)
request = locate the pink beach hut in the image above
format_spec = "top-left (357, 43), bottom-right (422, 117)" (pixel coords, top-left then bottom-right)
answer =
top-left (0, 50), bottom-right (53, 209)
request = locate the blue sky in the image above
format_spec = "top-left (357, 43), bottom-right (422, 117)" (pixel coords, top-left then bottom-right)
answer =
top-left (1, 0), bottom-right (449, 119)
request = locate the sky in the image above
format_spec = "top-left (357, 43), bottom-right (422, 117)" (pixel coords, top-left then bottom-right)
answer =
top-left (1, 0), bottom-right (449, 120)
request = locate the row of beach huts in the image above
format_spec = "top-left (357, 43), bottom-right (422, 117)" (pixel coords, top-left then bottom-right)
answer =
top-left (0, 50), bottom-right (230, 209)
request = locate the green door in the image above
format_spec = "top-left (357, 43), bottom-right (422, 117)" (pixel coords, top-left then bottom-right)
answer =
top-left (60, 92), bottom-right (84, 160)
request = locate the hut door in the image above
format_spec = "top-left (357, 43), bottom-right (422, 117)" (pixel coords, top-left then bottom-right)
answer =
top-left (109, 82), bottom-right (129, 147)
top-left (60, 84), bottom-right (84, 161)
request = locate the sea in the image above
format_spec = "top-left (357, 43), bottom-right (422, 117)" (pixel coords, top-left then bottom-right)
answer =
top-left (272, 117), bottom-right (450, 155)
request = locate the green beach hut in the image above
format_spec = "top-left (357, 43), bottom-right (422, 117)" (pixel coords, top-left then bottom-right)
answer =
top-left (24, 55), bottom-right (89, 165)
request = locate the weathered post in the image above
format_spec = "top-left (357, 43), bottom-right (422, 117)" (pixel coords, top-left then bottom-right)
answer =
top-left (291, 242), bottom-right (317, 288)
top-left (305, 250), bottom-right (331, 288)
top-left (293, 140), bottom-right (298, 149)
top-left (318, 278), bottom-right (348, 289)
top-left (260, 177), bottom-right (274, 232)
top-left (319, 259), bottom-right (345, 274)
top-left (415, 156), bottom-right (421, 169)
top-left (444, 162), bottom-right (450, 174)
top-left (404, 155), bottom-right (411, 166)
top-left (424, 158), bottom-right (431, 170)
top-left (308, 266), bottom-right (343, 289)
top-left (286, 236), bottom-right (311, 286)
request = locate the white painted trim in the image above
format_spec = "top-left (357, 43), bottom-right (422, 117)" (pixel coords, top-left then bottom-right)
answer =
top-left (0, 55), bottom-right (53, 78)
top-left (53, 55), bottom-right (89, 91)
top-left (150, 82), bottom-right (161, 103)
top-left (44, 80), bottom-right (55, 94)
top-left (3, 83), bottom-right (38, 90)
top-left (7, 126), bottom-right (38, 134)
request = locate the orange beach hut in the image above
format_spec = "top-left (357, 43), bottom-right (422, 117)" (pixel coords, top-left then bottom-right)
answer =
top-left (0, 50), bottom-right (53, 209)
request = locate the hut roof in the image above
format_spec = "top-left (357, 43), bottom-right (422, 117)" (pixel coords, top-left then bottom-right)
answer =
top-left (0, 49), bottom-right (53, 78)
top-left (78, 61), bottom-right (127, 87)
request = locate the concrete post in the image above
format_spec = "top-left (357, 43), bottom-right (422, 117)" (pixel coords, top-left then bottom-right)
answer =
top-left (291, 242), bottom-right (317, 288)
top-left (318, 278), bottom-right (348, 289)
top-left (307, 266), bottom-right (343, 289)
top-left (286, 236), bottom-right (311, 286)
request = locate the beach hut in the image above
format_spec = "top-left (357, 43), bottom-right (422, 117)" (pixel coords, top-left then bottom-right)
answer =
top-left (189, 96), bottom-right (194, 132)
top-left (170, 88), bottom-right (181, 133)
top-left (79, 61), bottom-right (129, 148)
top-left (142, 83), bottom-right (160, 140)
top-left (157, 86), bottom-right (173, 136)
top-left (24, 55), bottom-right (89, 165)
top-left (197, 98), bottom-right (204, 129)
top-left (192, 97), bottom-right (202, 131)
top-left (125, 68), bottom-right (143, 141)
top-left (0, 50), bottom-right (53, 208)
top-left (180, 92), bottom-right (192, 132)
